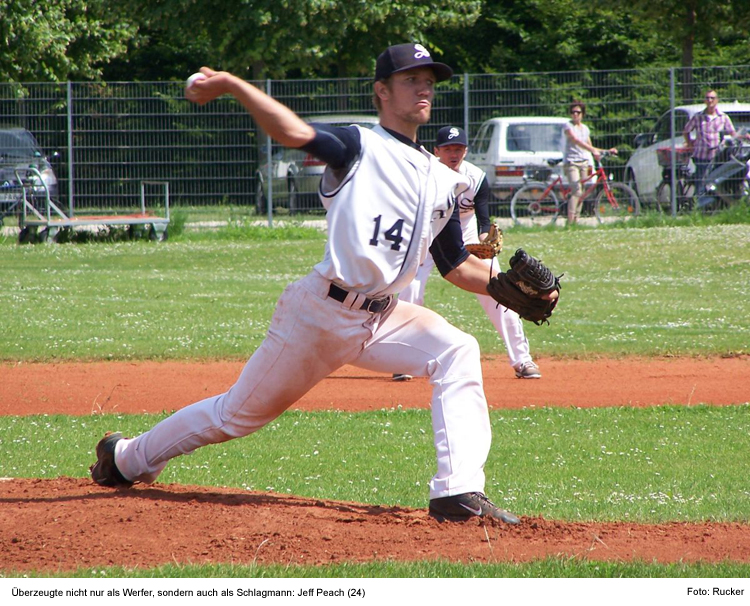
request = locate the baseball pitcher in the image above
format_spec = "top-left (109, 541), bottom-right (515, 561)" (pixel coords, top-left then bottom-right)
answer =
top-left (91, 43), bottom-right (560, 525)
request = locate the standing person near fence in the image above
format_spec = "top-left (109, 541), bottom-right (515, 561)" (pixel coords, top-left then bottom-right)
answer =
top-left (562, 100), bottom-right (617, 224)
top-left (682, 90), bottom-right (748, 197)
top-left (395, 126), bottom-right (541, 382)
top-left (89, 43), bottom-right (560, 524)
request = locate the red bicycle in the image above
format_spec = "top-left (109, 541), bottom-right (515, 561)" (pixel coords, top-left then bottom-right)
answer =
top-left (510, 151), bottom-right (640, 226)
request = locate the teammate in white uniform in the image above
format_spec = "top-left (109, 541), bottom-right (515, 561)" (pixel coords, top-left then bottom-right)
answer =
top-left (397, 126), bottom-right (540, 381)
top-left (90, 44), bottom-right (556, 523)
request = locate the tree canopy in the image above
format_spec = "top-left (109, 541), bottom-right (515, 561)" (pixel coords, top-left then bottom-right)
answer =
top-left (0, 0), bottom-right (137, 81)
top-left (2, 0), bottom-right (749, 83)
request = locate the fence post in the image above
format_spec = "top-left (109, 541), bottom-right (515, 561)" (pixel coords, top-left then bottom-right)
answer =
top-left (265, 78), bottom-right (273, 227)
top-left (66, 81), bottom-right (75, 217)
top-left (669, 68), bottom-right (677, 217)
top-left (463, 73), bottom-right (470, 135)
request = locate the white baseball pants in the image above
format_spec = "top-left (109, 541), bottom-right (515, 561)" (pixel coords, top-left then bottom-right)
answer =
top-left (399, 255), bottom-right (532, 369)
top-left (115, 270), bottom-right (491, 499)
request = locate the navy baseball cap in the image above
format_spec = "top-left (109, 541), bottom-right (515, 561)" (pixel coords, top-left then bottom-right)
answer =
top-left (375, 43), bottom-right (453, 82)
top-left (435, 126), bottom-right (468, 147)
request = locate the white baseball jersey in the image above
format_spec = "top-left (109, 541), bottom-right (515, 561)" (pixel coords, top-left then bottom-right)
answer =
top-left (455, 159), bottom-right (489, 246)
top-left (316, 125), bottom-right (470, 297)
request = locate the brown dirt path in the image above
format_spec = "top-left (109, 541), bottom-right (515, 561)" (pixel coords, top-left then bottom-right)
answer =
top-left (1, 356), bottom-right (748, 572)
top-left (1, 355), bottom-right (748, 416)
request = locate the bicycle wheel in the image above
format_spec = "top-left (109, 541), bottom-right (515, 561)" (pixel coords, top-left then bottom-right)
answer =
top-left (594, 182), bottom-right (640, 222)
top-left (510, 182), bottom-right (560, 226)
top-left (678, 179), bottom-right (695, 212)
top-left (655, 180), bottom-right (670, 213)
top-left (656, 179), bottom-right (694, 214)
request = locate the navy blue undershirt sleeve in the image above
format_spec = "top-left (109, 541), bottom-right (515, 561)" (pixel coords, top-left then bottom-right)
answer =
top-left (298, 124), bottom-right (361, 170)
top-left (431, 204), bottom-right (470, 276)
top-left (474, 176), bottom-right (492, 234)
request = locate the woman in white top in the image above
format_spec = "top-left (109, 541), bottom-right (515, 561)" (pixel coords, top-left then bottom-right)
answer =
top-left (562, 100), bottom-right (617, 223)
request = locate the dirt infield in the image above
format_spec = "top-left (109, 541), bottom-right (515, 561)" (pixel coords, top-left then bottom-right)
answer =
top-left (1, 355), bottom-right (748, 571)
top-left (2, 355), bottom-right (748, 416)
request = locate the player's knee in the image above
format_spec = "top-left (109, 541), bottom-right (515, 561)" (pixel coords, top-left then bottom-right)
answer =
top-left (447, 331), bottom-right (481, 367)
top-left (466, 334), bottom-right (481, 360)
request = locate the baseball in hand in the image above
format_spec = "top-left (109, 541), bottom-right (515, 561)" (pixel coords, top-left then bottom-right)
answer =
top-left (185, 72), bottom-right (207, 98)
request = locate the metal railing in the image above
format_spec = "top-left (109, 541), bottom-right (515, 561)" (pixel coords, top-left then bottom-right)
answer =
top-left (1, 65), bottom-right (748, 221)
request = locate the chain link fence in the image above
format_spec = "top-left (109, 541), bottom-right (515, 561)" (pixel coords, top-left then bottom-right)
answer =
top-left (1, 65), bottom-right (748, 224)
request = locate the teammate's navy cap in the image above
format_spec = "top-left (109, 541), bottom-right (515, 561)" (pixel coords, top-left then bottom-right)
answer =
top-left (435, 126), bottom-right (468, 147)
top-left (375, 43), bottom-right (453, 82)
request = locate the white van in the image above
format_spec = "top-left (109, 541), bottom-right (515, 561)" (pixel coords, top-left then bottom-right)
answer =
top-left (625, 102), bottom-right (750, 202)
top-left (466, 116), bottom-right (570, 201)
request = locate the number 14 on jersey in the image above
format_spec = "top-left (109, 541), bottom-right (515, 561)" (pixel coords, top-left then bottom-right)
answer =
top-left (369, 215), bottom-right (404, 251)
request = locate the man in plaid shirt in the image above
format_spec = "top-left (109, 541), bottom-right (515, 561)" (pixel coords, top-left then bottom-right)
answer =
top-left (683, 90), bottom-right (748, 195)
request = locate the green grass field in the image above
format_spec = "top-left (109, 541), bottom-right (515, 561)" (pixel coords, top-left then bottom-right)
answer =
top-left (2, 406), bottom-right (748, 523)
top-left (1, 221), bottom-right (748, 361)
top-left (1, 214), bottom-right (749, 579)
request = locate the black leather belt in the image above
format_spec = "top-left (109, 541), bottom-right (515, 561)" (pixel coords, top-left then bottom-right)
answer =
top-left (327, 283), bottom-right (391, 313)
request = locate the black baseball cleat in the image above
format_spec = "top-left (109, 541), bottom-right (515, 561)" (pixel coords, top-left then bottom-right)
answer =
top-left (90, 431), bottom-right (133, 488)
top-left (429, 492), bottom-right (520, 524)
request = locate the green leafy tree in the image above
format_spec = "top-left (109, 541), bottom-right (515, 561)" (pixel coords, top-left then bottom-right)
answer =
top-left (604, 0), bottom-right (750, 102)
top-left (431, 0), bottom-right (670, 74)
top-left (114, 0), bottom-right (481, 80)
top-left (327, 0), bottom-right (482, 78)
top-left (609, 0), bottom-right (750, 68)
top-left (0, 0), bottom-right (137, 82)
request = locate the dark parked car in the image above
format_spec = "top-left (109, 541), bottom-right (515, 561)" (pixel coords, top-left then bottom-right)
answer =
top-left (0, 127), bottom-right (59, 223)
top-left (255, 114), bottom-right (378, 214)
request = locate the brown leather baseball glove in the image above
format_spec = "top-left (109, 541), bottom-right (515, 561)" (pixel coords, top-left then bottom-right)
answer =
top-left (464, 222), bottom-right (503, 259)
